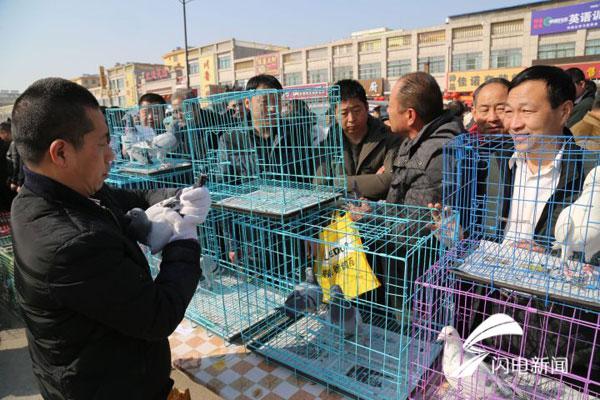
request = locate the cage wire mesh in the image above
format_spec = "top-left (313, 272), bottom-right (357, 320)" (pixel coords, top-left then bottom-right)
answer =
top-left (105, 104), bottom-right (194, 190)
top-left (232, 200), bottom-right (458, 399)
top-left (441, 133), bottom-right (600, 309)
top-left (182, 86), bottom-right (345, 217)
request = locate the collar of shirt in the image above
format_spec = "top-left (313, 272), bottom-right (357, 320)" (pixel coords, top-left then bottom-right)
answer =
top-left (508, 144), bottom-right (565, 176)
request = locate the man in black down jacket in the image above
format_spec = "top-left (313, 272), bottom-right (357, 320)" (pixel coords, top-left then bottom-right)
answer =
top-left (10, 78), bottom-right (209, 399)
top-left (386, 72), bottom-right (463, 206)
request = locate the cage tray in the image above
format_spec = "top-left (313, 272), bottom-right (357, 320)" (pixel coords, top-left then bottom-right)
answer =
top-left (423, 369), bottom-right (598, 400)
top-left (117, 161), bottom-right (192, 176)
top-left (251, 312), bottom-right (440, 400)
top-left (454, 240), bottom-right (600, 310)
top-left (185, 271), bottom-right (287, 342)
top-left (215, 186), bottom-right (340, 217)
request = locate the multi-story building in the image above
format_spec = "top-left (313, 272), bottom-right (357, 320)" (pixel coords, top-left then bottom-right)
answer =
top-left (105, 62), bottom-right (166, 107)
top-left (0, 104), bottom-right (13, 122)
top-left (162, 39), bottom-right (288, 96)
top-left (71, 74), bottom-right (100, 89)
top-left (0, 90), bottom-right (20, 107)
top-left (254, 0), bottom-right (600, 99)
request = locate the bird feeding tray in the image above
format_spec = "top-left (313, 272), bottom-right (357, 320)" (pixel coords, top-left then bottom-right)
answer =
top-left (454, 240), bottom-right (600, 310)
top-left (117, 161), bottom-right (192, 176)
top-left (246, 312), bottom-right (441, 400)
top-left (215, 186), bottom-right (340, 218)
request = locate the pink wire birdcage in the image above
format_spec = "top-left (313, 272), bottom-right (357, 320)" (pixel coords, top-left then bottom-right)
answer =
top-left (410, 264), bottom-right (599, 400)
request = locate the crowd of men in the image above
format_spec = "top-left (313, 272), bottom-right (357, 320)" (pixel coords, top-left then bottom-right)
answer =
top-left (4, 64), bottom-right (599, 399)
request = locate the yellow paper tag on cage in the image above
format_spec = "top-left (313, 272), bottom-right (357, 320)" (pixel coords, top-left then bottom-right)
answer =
top-left (315, 212), bottom-right (380, 302)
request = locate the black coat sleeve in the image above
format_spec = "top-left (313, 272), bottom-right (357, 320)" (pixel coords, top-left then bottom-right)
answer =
top-left (100, 185), bottom-right (179, 212)
top-left (48, 231), bottom-right (201, 341)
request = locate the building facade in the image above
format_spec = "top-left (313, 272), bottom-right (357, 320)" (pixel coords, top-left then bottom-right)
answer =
top-left (0, 90), bottom-right (20, 107)
top-left (105, 62), bottom-right (166, 107)
top-left (228, 0), bottom-right (599, 97)
top-left (162, 39), bottom-right (288, 96)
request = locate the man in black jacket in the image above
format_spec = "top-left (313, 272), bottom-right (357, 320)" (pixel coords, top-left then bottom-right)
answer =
top-left (386, 72), bottom-right (463, 206)
top-left (10, 78), bottom-right (210, 399)
top-left (566, 67), bottom-right (596, 128)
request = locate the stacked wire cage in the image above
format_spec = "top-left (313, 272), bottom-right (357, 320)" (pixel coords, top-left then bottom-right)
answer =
top-left (105, 103), bottom-right (194, 190)
top-left (236, 200), bottom-right (459, 399)
top-left (0, 211), bottom-right (17, 313)
top-left (410, 133), bottom-right (600, 399)
top-left (175, 86), bottom-right (347, 340)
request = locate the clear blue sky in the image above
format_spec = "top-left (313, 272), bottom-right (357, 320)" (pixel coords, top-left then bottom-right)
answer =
top-left (1, 0), bottom-right (533, 91)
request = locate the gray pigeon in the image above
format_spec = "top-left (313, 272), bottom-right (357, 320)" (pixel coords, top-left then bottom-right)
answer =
top-left (327, 284), bottom-right (362, 338)
top-left (200, 255), bottom-right (219, 289)
top-left (282, 266), bottom-right (323, 318)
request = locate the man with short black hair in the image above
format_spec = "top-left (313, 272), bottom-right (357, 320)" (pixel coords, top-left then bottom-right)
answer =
top-left (480, 65), bottom-right (598, 388)
top-left (565, 67), bottom-right (596, 127)
top-left (138, 92), bottom-right (167, 128)
top-left (334, 79), bottom-right (400, 200)
top-left (11, 78), bottom-right (210, 399)
top-left (386, 72), bottom-right (463, 206)
top-left (217, 74), bottom-right (314, 182)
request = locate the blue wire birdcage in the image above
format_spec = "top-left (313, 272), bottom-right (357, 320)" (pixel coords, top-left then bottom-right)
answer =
top-left (230, 200), bottom-right (458, 399)
top-left (441, 133), bottom-right (600, 309)
top-left (105, 104), bottom-right (194, 190)
top-left (182, 86), bottom-right (345, 218)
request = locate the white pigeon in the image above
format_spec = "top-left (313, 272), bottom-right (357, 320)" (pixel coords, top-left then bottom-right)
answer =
top-left (554, 166), bottom-right (600, 266)
top-left (327, 284), bottom-right (362, 338)
top-left (151, 124), bottom-right (178, 166)
top-left (437, 314), bottom-right (525, 400)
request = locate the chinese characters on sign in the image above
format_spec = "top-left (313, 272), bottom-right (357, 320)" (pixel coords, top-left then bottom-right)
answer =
top-left (447, 68), bottom-right (523, 92)
top-left (199, 55), bottom-right (216, 97)
top-left (254, 53), bottom-right (280, 76)
top-left (144, 68), bottom-right (169, 82)
top-left (531, 1), bottom-right (600, 35)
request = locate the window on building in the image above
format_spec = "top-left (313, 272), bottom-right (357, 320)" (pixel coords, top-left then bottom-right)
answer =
top-left (585, 39), bottom-right (600, 56)
top-left (307, 48), bottom-right (328, 60)
top-left (308, 69), bottom-right (328, 84)
top-left (452, 25), bottom-right (483, 40)
top-left (538, 42), bottom-right (576, 59)
top-left (418, 56), bottom-right (445, 74)
top-left (452, 52), bottom-right (482, 71)
top-left (218, 55), bottom-right (232, 70)
top-left (173, 55), bottom-right (179, 62)
top-left (358, 63), bottom-right (381, 79)
top-left (490, 48), bottom-right (522, 68)
top-left (387, 59), bottom-right (411, 77)
top-left (358, 40), bottom-right (381, 53)
top-left (283, 52), bottom-right (302, 63)
top-left (117, 79), bottom-right (124, 90)
top-left (118, 96), bottom-right (126, 107)
top-left (491, 19), bottom-right (524, 35)
top-left (388, 35), bottom-right (411, 49)
top-left (189, 61), bottom-right (199, 74)
top-left (418, 30), bottom-right (445, 44)
top-left (333, 66), bottom-right (353, 81)
top-left (333, 44), bottom-right (353, 56)
top-left (284, 72), bottom-right (303, 86)
top-left (235, 60), bottom-right (254, 71)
